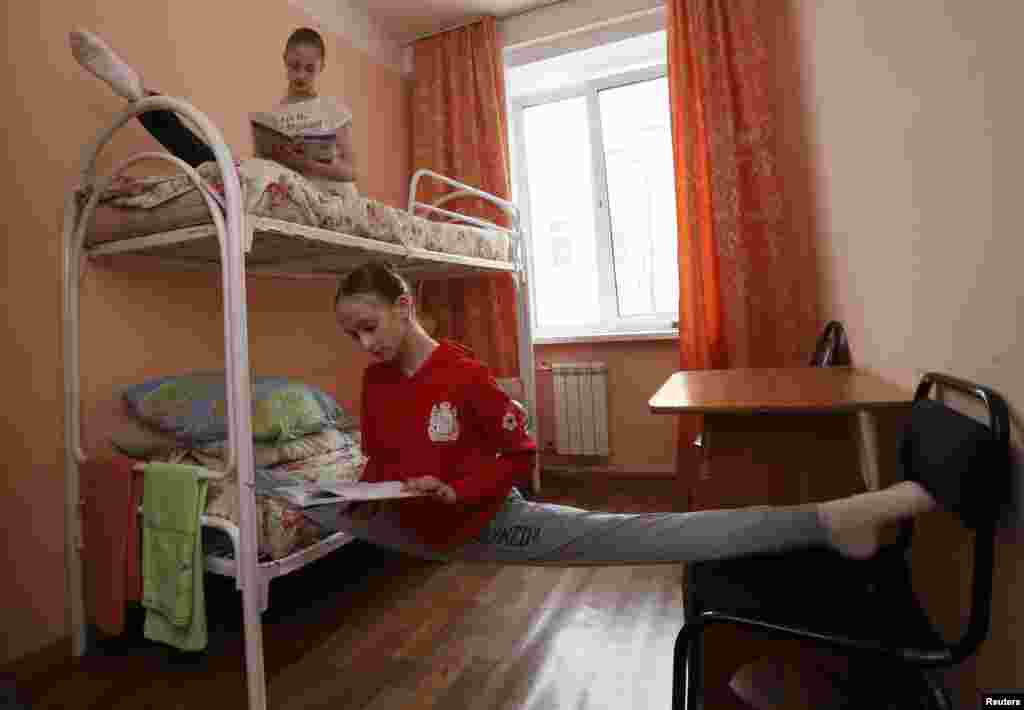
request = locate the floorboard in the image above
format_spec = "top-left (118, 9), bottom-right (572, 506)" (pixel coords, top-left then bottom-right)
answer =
top-left (14, 473), bottom-right (755, 709)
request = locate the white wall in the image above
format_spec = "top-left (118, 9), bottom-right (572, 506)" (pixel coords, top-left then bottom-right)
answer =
top-left (294, 0), bottom-right (408, 72)
top-left (799, 1), bottom-right (1022, 697)
top-left (803, 0), bottom-right (1023, 455)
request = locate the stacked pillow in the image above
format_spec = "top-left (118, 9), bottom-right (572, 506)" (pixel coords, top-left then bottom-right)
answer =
top-left (119, 373), bottom-right (351, 446)
top-left (110, 373), bottom-right (363, 559)
top-left (112, 373), bottom-right (357, 455)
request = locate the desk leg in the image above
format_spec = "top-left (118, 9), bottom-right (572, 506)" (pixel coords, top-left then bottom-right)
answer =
top-left (686, 422), bottom-right (714, 511)
top-left (697, 425), bottom-right (712, 481)
top-left (856, 411), bottom-right (882, 492)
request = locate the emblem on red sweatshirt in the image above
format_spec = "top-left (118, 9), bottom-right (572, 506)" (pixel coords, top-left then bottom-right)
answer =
top-left (428, 401), bottom-right (460, 442)
top-left (504, 401), bottom-right (526, 431)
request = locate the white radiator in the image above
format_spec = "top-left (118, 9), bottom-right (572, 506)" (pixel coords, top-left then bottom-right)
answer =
top-left (551, 362), bottom-right (610, 456)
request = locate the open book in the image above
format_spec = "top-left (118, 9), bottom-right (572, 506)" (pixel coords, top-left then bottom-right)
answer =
top-left (270, 480), bottom-right (425, 508)
top-left (250, 110), bottom-right (337, 162)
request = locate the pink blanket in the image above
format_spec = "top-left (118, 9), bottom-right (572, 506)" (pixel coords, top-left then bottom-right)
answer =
top-left (81, 455), bottom-right (143, 636)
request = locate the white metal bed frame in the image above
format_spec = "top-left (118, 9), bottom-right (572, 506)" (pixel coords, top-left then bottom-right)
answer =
top-left (63, 95), bottom-right (537, 710)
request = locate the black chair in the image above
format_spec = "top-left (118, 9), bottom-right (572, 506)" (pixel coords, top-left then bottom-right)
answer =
top-left (674, 372), bottom-right (1011, 709)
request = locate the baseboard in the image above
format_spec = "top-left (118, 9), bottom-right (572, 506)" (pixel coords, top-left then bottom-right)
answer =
top-left (541, 462), bottom-right (677, 479)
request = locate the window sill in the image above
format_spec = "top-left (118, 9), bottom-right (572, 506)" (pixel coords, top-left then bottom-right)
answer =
top-left (533, 330), bottom-right (679, 346)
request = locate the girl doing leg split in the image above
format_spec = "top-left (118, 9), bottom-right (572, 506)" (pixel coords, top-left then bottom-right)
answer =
top-left (327, 261), bottom-right (937, 566)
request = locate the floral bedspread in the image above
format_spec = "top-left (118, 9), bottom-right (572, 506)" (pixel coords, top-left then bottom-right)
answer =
top-left (100, 159), bottom-right (511, 262)
top-left (160, 428), bottom-right (367, 560)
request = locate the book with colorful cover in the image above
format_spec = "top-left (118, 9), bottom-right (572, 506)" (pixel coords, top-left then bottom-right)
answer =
top-left (250, 109), bottom-right (337, 162)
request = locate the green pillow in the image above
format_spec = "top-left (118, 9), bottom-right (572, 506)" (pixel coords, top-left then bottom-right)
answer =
top-left (122, 373), bottom-right (345, 445)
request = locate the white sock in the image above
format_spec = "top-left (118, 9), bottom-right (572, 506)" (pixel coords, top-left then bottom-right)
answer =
top-left (69, 29), bottom-right (144, 102)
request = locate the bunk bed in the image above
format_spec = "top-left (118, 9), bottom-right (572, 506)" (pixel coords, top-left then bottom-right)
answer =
top-left (63, 95), bottom-right (537, 710)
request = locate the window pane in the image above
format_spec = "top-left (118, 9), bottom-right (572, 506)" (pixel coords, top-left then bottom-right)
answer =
top-left (599, 77), bottom-right (679, 318)
top-left (522, 97), bottom-right (601, 330)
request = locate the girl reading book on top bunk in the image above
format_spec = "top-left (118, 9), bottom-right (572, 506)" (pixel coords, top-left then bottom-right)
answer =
top-left (69, 26), bottom-right (358, 199)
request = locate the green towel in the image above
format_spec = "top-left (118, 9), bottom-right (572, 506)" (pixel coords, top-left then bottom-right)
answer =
top-left (141, 462), bottom-right (209, 652)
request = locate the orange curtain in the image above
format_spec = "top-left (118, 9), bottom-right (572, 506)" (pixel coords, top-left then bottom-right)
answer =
top-left (667, 1), bottom-right (822, 471)
top-left (668, 0), bottom-right (820, 370)
top-left (411, 17), bottom-right (520, 378)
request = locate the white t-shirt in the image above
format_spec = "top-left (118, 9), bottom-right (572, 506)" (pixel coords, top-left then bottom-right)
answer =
top-left (274, 96), bottom-right (353, 134)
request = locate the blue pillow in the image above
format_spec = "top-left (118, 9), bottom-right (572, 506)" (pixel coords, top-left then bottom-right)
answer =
top-left (122, 373), bottom-right (343, 445)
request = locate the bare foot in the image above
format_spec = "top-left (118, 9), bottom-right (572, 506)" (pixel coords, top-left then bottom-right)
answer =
top-left (818, 481), bottom-right (936, 559)
top-left (69, 29), bottom-right (144, 101)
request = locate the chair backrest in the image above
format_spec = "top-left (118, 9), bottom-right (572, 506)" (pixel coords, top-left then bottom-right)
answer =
top-left (809, 320), bottom-right (852, 367)
top-left (897, 372), bottom-right (1010, 665)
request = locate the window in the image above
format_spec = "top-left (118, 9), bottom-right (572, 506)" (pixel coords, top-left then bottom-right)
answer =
top-left (509, 32), bottom-right (679, 341)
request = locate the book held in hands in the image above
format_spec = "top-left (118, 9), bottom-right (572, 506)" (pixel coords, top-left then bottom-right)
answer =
top-left (250, 105), bottom-right (337, 162)
top-left (271, 480), bottom-right (425, 508)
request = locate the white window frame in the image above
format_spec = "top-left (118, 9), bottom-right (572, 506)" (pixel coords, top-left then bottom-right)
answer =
top-left (511, 64), bottom-right (678, 343)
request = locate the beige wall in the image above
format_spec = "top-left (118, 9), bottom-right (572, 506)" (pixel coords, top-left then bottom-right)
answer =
top-left (793, 1), bottom-right (1022, 701)
top-left (1, 0), bottom-right (410, 664)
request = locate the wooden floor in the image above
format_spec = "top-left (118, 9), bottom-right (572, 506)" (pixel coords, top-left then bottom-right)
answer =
top-left (16, 474), bottom-right (758, 710)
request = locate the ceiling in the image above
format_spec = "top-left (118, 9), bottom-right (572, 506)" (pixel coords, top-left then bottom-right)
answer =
top-left (352, 0), bottom-right (564, 44)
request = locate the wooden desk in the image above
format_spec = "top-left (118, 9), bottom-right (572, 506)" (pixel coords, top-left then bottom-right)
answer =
top-left (649, 368), bottom-right (913, 705)
top-left (649, 367), bottom-right (913, 509)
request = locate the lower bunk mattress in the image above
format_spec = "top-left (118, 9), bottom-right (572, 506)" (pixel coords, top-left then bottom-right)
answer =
top-left (85, 158), bottom-right (512, 262)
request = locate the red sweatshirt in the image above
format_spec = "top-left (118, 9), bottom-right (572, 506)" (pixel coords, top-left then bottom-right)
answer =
top-left (357, 340), bottom-right (537, 548)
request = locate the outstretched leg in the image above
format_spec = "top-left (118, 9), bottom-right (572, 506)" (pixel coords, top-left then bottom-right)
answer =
top-left (135, 93), bottom-right (217, 168)
top-left (70, 29), bottom-right (216, 167)
top-left (307, 482), bottom-right (937, 566)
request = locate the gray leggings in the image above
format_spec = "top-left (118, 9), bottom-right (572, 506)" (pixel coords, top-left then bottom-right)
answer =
top-left (302, 489), bottom-right (829, 565)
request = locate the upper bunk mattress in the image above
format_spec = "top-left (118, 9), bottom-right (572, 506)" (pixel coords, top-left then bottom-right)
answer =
top-left (85, 158), bottom-right (512, 263)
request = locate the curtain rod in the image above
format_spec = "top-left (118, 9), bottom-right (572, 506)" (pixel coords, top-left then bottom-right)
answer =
top-left (399, 0), bottom-right (564, 45)
top-left (400, 2), bottom-right (664, 48)
top-left (503, 5), bottom-right (664, 51)
top-left (401, 16), bottom-right (487, 47)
